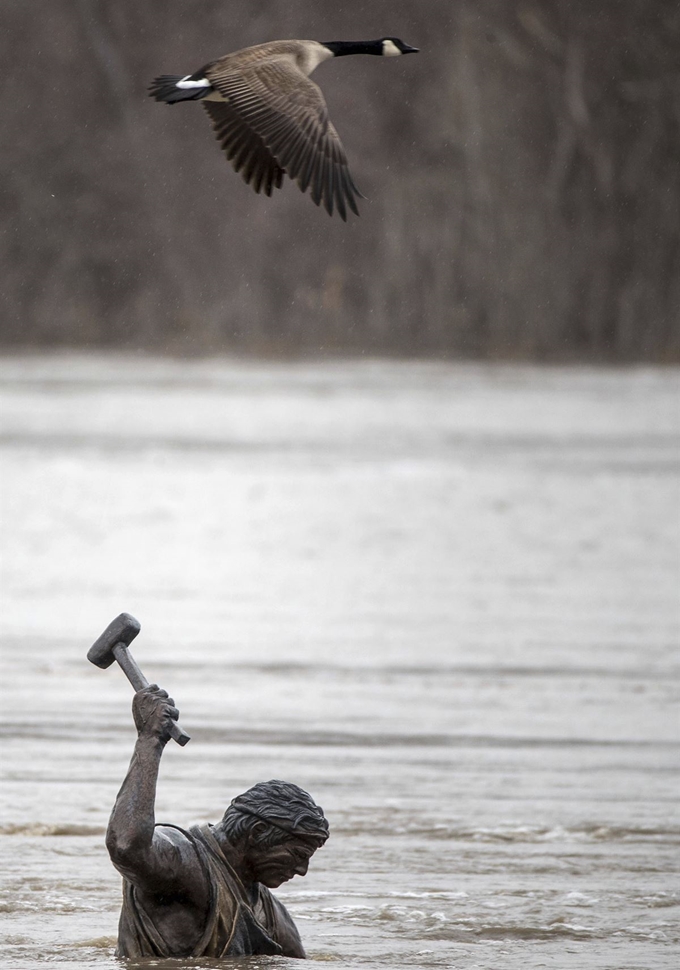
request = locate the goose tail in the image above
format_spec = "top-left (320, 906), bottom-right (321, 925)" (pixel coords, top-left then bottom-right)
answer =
top-left (149, 75), bottom-right (212, 104)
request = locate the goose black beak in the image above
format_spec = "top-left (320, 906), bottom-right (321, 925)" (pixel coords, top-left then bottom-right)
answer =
top-left (402, 45), bottom-right (420, 54)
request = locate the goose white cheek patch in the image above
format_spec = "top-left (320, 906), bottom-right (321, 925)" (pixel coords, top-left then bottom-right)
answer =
top-left (382, 40), bottom-right (402, 56)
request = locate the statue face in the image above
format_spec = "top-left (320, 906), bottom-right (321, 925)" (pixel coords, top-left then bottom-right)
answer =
top-left (247, 837), bottom-right (319, 888)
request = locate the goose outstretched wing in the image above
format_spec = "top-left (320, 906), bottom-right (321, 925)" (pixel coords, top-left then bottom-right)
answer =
top-left (205, 59), bottom-right (362, 219)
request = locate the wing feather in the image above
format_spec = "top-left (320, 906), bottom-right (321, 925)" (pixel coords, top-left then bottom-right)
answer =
top-left (202, 101), bottom-right (285, 196)
top-left (206, 59), bottom-right (362, 219)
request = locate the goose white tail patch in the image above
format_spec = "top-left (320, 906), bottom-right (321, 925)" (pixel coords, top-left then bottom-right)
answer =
top-left (382, 40), bottom-right (402, 57)
top-left (177, 76), bottom-right (211, 89)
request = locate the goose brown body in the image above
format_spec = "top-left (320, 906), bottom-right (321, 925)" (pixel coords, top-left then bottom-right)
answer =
top-left (149, 38), bottom-right (418, 219)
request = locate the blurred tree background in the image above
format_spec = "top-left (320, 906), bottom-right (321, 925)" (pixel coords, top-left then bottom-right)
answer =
top-left (1, 0), bottom-right (678, 360)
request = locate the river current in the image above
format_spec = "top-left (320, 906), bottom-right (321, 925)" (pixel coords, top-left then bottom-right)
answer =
top-left (0, 355), bottom-right (678, 970)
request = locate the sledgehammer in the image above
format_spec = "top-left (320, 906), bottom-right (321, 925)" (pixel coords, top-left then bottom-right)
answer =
top-left (88, 612), bottom-right (190, 746)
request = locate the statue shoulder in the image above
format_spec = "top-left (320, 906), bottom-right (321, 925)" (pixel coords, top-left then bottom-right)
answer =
top-left (258, 886), bottom-right (306, 959)
top-left (154, 822), bottom-right (193, 844)
top-left (153, 823), bottom-right (205, 868)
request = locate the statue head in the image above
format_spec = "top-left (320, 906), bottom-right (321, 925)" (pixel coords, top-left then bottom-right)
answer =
top-left (218, 780), bottom-right (329, 887)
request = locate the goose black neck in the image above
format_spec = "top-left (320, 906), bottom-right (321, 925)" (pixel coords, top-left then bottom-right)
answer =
top-left (322, 40), bottom-right (383, 57)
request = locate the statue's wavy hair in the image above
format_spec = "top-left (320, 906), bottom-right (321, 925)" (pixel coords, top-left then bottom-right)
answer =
top-left (221, 779), bottom-right (329, 848)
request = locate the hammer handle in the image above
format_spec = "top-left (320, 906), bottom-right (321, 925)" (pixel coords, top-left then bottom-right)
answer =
top-left (112, 642), bottom-right (190, 746)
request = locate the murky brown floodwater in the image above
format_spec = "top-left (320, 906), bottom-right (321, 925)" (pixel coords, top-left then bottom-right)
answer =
top-left (1, 355), bottom-right (678, 970)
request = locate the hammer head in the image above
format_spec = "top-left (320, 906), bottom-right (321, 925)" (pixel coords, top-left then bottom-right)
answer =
top-left (88, 613), bottom-right (141, 668)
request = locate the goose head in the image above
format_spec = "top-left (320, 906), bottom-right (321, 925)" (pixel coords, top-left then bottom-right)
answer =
top-left (379, 38), bottom-right (420, 56)
top-left (321, 38), bottom-right (419, 58)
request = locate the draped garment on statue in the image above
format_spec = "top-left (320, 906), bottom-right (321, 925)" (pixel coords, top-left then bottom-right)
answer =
top-left (116, 823), bottom-right (304, 959)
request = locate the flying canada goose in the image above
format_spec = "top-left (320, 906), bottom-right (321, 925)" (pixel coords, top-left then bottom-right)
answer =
top-left (149, 38), bottom-right (419, 220)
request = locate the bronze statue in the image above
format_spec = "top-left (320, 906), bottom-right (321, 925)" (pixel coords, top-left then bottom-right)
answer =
top-left (89, 615), bottom-right (329, 959)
